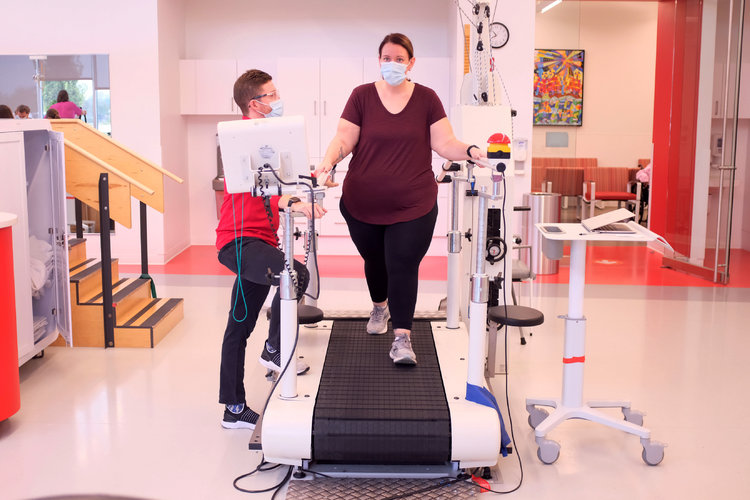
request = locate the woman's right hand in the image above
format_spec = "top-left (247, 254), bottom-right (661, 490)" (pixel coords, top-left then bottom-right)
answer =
top-left (314, 161), bottom-right (339, 187)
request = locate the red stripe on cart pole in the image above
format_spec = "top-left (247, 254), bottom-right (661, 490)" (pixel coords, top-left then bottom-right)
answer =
top-left (563, 356), bottom-right (585, 364)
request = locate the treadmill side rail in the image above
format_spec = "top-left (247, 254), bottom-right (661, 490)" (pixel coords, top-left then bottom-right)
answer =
top-left (432, 322), bottom-right (501, 467)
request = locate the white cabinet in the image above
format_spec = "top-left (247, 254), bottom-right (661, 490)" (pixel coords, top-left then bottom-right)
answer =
top-left (0, 121), bottom-right (72, 365)
top-left (275, 57), bottom-right (365, 160)
top-left (181, 59), bottom-right (279, 115)
top-left (180, 59), bottom-right (238, 115)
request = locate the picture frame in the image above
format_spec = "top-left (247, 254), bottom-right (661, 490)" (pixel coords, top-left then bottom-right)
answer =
top-left (533, 49), bottom-right (585, 126)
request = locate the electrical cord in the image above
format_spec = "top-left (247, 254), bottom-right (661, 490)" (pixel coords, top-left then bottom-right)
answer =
top-left (264, 167), bottom-right (323, 301)
top-left (488, 174), bottom-right (524, 494)
top-left (380, 473), bottom-right (474, 500)
top-left (232, 323), bottom-right (301, 495)
top-left (231, 170), bottom-right (321, 495)
top-left (230, 193), bottom-right (248, 322)
top-left (233, 460), bottom-right (292, 496)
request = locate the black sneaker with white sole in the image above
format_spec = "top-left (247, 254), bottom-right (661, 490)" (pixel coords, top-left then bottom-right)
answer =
top-left (222, 405), bottom-right (259, 430)
top-left (259, 345), bottom-right (310, 375)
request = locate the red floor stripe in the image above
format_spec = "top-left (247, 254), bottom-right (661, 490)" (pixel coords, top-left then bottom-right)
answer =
top-left (119, 245), bottom-right (750, 287)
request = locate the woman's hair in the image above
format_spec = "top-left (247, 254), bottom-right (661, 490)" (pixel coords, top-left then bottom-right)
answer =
top-left (56, 89), bottom-right (69, 102)
top-left (0, 104), bottom-right (13, 118)
top-left (378, 33), bottom-right (414, 59)
top-left (45, 108), bottom-right (60, 119)
top-left (233, 69), bottom-right (273, 116)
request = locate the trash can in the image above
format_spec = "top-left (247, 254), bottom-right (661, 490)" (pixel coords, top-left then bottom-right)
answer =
top-left (0, 212), bottom-right (20, 422)
top-left (522, 192), bottom-right (561, 275)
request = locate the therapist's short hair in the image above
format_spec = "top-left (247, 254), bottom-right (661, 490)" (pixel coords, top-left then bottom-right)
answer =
top-left (57, 90), bottom-right (69, 102)
top-left (234, 69), bottom-right (272, 116)
top-left (378, 33), bottom-right (414, 60)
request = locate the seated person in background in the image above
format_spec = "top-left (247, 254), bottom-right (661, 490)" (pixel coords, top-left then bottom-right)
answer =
top-left (45, 108), bottom-right (60, 119)
top-left (15, 105), bottom-right (31, 119)
top-left (0, 104), bottom-right (14, 118)
top-left (633, 161), bottom-right (651, 221)
top-left (49, 90), bottom-right (86, 119)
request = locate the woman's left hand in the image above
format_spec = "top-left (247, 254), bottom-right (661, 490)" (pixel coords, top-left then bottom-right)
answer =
top-left (469, 147), bottom-right (487, 162)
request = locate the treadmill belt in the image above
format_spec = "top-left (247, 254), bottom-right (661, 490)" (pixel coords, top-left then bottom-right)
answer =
top-left (312, 320), bottom-right (451, 465)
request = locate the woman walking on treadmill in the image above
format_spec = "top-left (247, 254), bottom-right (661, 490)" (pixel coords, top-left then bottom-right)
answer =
top-left (316, 33), bottom-right (485, 365)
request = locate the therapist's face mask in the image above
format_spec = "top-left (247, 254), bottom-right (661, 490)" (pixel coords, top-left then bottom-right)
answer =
top-left (380, 61), bottom-right (408, 87)
top-left (255, 98), bottom-right (284, 118)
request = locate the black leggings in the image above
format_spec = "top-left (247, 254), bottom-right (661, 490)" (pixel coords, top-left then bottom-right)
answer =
top-left (340, 200), bottom-right (438, 331)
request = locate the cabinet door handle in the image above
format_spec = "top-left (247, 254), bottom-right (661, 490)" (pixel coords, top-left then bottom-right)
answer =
top-left (314, 100), bottom-right (317, 116)
top-left (323, 100), bottom-right (327, 116)
top-left (231, 96), bottom-right (234, 112)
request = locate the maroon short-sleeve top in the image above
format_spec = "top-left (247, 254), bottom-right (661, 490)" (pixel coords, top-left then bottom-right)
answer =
top-left (340, 82), bottom-right (446, 224)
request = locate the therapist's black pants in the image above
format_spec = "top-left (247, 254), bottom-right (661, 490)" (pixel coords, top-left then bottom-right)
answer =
top-left (217, 237), bottom-right (309, 406)
top-left (341, 201), bottom-right (438, 332)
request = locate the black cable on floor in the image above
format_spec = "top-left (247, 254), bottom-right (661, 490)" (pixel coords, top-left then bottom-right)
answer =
top-left (380, 473), bottom-right (473, 500)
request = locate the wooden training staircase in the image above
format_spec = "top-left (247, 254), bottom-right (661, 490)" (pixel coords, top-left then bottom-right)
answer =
top-left (49, 119), bottom-right (185, 348)
top-left (65, 238), bottom-right (184, 347)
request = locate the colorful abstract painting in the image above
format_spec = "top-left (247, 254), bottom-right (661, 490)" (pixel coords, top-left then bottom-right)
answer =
top-left (533, 49), bottom-right (584, 126)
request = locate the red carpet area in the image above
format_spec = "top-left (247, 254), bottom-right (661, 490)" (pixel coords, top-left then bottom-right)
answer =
top-left (120, 245), bottom-right (750, 288)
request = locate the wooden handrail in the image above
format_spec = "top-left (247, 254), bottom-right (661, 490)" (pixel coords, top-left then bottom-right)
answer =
top-left (63, 139), bottom-right (155, 195)
top-left (54, 119), bottom-right (184, 184)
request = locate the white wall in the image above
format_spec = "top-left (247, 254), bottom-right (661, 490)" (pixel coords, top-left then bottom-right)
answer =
top-left (158, 0), bottom-right (191, 260)
top-left (533, 1), bottom-right (657, 167)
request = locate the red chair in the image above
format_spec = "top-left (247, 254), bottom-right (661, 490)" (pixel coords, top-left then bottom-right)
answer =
top-left (581, 167), bottom-right (641, 221)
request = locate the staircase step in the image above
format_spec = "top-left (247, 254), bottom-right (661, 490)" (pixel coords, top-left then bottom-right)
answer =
top-left (83, 277), bottom-right (153, 324)
top-left (68, 238), bottom-right (87, 268)
top-left (70, 258), bottom-right (120, 303)
top-left (115, 298), bottom-right (184, 348)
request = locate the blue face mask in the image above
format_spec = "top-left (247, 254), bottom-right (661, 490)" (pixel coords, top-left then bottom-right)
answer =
top-left (380, 61), bottom-right (408, 87)
top-left (255, 98), bottom-right (284, 118)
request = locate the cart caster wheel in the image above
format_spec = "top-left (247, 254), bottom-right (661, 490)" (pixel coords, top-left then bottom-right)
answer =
top-left (622, 408), bottom-right (644, 426)
top-left (520, 337), bottom-right (527, 345)
top-left (641, 441), bottom-right (665, 466)
top-left (527, 407), bottom-right (549, 429)
top-left (537, 439), bottom-right (560, 464)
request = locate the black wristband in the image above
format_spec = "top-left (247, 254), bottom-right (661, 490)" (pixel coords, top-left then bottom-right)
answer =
top-left (286, 196), bottom-right (301, 207)
top-left (466, 144), bottom-right (479, 157)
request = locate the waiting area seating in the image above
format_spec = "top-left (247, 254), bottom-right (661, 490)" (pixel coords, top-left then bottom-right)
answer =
top-left (581, 166), bottom-right (641, 220)
top-left (531, 157), bottom-right (645, 221)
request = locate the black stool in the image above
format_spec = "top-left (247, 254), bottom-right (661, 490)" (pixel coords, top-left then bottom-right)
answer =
top-left (486, 305), bottom-right (544, 377)
top-left (265, 304), bottom-right (325, 324)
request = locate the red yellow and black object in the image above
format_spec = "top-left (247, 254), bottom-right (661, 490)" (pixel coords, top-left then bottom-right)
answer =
top-left (487, 133), bottom-right (511, 160)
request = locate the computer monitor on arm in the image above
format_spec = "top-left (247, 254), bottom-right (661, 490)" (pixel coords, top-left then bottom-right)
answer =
top-left (217, 115), bottom-right (312, 197)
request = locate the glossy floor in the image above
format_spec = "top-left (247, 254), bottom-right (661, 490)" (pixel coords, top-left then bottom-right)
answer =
top-left (2, 259), bottom-right (749, 499)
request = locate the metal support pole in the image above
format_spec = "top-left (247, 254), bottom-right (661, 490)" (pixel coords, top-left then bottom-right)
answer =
top-left (303, 190), bottom-right (323, 309)
top-left (279, 208), bottom-right (298, 399)
top-left (138, 202), bottom-right (156, 297)
top-left (98, 174), bottom-right (115, 348)
top-left (74, 199), bottom-right (83, 239)
top-left (467, 189), bottom-right (489, 387)
top-left (140, 202), bottom-right (148, 276)
top-left (446, 176), bottom-right (463, 329)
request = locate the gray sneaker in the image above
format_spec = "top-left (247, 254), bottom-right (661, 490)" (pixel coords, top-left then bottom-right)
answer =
top-left (367, 304), bottom-right (390, 334)
top-left (389, 335), bottom-right (417, 365)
